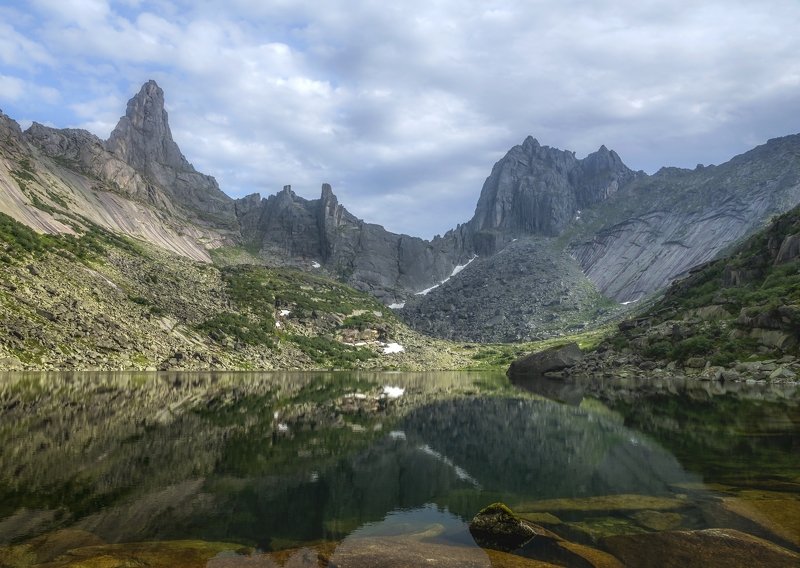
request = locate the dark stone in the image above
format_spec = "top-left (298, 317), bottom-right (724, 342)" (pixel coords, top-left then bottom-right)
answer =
top-left (468, 503), bottom-right (538, 551)
top-left (508, 342), bottom-right (583, 377)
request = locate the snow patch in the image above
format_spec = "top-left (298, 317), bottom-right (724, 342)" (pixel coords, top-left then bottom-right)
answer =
top-left (621, 299), bottom-right (640, 306)
top-left (415, 283), bottom-right (440, 296)
top-left (275, 321), bottom-right (282, 328)
top-left (449, 255), bottom-right (477, 277)
top-left (389, 430), bottom-right (407, 440)
top-left (382, 342), bottom-right (405, 354)
top-left (311, 261), bottom-right (321, 268)
top-left (279, 309), bottom-right (291, 316)
top-left (277, 423), bottom-right (289, 433)
top-left (415, 255), bottom-right (478, 295)
top-left (388, 302), bottom-right (406, 309)
top-left (382, 385), bottom-right (405, 398)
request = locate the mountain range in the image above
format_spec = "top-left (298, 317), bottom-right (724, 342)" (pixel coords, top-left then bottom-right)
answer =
top-left (2, 80), bottom-right (799, 347)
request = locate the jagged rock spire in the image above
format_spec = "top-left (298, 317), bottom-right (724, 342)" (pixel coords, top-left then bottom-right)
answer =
top-left (106, 80), bottom-right (192, 174)
top-left (105, 81), bottom-right (236, 227)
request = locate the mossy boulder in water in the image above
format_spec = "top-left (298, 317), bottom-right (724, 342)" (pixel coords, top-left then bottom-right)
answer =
top-left (469, 503), bottom-right (541, 551)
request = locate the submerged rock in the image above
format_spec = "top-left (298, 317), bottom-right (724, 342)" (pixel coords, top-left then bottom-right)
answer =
top-left (469, 503), bottom-right (542, 551)
top-left (601, 528), bottom-right (800, 568)
top-left (515, 494), bottom-right (687, 514)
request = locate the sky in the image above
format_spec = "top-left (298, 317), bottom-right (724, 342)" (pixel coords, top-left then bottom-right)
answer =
top-left (1, 1), bottom-right (799, 238)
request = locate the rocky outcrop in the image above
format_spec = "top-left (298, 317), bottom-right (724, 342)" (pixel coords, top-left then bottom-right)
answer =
top-left (237, 184), bottom-right (466, 303)
top-left (24, 122), bottom-right (177, 214)
top-left (105, 81), bottom-right (237, 228)
top-left (464, 137), bottom-right (638, 255)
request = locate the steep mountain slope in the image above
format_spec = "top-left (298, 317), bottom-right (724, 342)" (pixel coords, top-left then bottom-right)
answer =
top-left (567, 204), bottom-right (800, 381)
top-left (402, 134), bottom-right (800, 341)
top-left (569, 135), bottom-right (800, 302)
top-left (0, 212), bottom-right (469, 371)
top-left (236, 184), bottom-right (468, 303)
top-left (460, 136), bottom-right (640, 254)
top-left (401, 237), bottom-right (618, 342)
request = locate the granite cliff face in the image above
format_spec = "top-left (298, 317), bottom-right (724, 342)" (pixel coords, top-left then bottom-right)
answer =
top-left (236, 184), bottom-right (464, 302)
top-left (569, 135), bottom-right (800, 302)
top-left (463, 136), bottom-right (639, 254)
top-left (399, 134), bottom-right (800, 340)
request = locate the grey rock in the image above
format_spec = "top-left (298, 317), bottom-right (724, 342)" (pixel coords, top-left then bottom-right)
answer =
top-left (106, 81), bottom-right (237, 228)
top-left (466, 137), bottom-right (638, 253)
top-left (401, 237), bottom-right (618, 342)
top-left (775, 233), bottom-right (800, 264)
top-left (238, 184), bottom-right (465, 302)
top-left (571, 135), bottom-right (800, 302)
top-left (507, 342), bottom-right (583, 376)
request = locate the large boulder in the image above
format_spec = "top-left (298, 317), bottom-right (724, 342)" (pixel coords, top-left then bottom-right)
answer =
top-left (507, 342), bottom-right (583, 376)
top-left (469, 503), bottom-right (540, 551)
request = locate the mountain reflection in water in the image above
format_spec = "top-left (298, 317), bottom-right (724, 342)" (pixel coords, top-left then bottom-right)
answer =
top-left (0, 370), bottom-right (798, 565)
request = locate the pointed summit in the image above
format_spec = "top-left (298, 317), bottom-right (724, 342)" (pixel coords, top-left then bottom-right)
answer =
top-left (106, 80), bottom-right (191, 173)
top-left (104, 81), bottom-right (236, 227)
top-left (522, 136), bottom-right (540, 151)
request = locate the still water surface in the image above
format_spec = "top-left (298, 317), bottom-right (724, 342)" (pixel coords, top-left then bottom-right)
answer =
top-left (0, 371), bottom-right (798, 565)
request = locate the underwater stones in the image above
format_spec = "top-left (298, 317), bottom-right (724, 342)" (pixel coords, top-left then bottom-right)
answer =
top-left (516, 494), bottom-right (687, 514)
top-left (507, 343), bottom-right (583, 377)
top-left (519, 538), bottom-right (624, 568)
top-left (630, 510), bottom-right (684, 531)
top-left (330, 535), bottom-right (493, 567)
top-left (22, 529), bottom-right (106, 563)
top-left (601, 528), bottom-right (800, 568)
top-left (469, 503), bottom-right (542, 551)
top-left (719, 492), bottom-right (800, 548)
top-left (39, 540), bottom-right (244, 567)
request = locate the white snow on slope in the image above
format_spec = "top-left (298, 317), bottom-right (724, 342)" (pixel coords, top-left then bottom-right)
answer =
top-left (382, 342), bottom-right (405, 354)
top-left (414, 255), bottom-right (478, 295)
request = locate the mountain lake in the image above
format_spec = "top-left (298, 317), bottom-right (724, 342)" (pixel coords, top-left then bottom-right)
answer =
top-left (0, 371), bottom-right (797, 566)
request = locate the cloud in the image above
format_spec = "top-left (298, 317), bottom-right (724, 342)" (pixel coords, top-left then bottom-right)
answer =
top-left (1, 0), bottom-right (800, 237)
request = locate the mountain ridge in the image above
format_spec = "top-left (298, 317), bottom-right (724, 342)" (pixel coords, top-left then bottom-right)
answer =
top-left (2, 80), bottom-right (800, 343)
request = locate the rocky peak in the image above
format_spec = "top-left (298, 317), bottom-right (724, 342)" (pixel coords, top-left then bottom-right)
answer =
top-left (106, 80), bottom-right (191, 173)
top-left (467, 136), bottom-right (635, 250)
top-left (0, 110), bottom-right (22, 139)
top-left (25, 123), bottom-right (105, 162)
top-left (103, 81), bottom-right (236, 228)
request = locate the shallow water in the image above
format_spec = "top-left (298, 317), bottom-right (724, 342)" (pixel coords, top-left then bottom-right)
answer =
top-left (0, 371), bottom-right (798, 565)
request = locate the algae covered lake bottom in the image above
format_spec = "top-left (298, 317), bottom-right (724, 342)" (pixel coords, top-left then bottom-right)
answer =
top-left (0, 370), bottom-right (798, 567)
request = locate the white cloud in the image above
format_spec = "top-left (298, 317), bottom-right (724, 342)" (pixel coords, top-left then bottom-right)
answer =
top-left (2, 0), bottom-right (800, 237)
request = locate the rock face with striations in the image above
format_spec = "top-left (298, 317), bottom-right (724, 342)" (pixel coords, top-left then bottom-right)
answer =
top-left (570, 134), bottom-right (800, 302)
